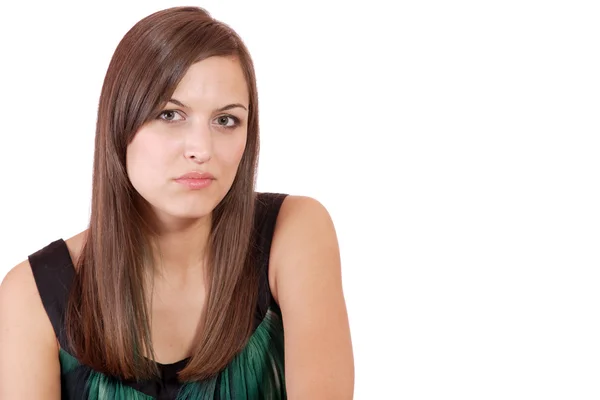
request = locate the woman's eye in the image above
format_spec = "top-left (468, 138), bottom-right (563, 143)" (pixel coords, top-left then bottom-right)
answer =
top-left (215, 115), bottom-right (239, 128)
top-left (158, 110), bottom-right (183, 122)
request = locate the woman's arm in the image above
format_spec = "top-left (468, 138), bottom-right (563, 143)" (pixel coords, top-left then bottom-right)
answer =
top-left (0, 261), bottom-right (61, 399)
top-left (270, 196), bottom-right (355, 399)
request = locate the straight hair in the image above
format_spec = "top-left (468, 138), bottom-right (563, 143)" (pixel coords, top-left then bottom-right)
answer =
top-left (65, 6), bottom-right (261, 381)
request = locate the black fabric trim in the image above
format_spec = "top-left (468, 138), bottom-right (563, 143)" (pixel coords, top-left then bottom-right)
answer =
top-left (254, 192), bottom-right (289, 319)
top-left (28, 238), bottom-right (75, 352)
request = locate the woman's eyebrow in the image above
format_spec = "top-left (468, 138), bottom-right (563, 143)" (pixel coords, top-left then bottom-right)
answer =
top-left (168, 98), bottom-right (248, 112)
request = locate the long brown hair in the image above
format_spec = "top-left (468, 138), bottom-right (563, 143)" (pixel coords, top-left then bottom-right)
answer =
top-left (65, 6), bottom-right (261, 381)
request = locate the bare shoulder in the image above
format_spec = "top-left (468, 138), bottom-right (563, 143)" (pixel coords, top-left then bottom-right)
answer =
top-left (268, 195), bottom-right (337, 301)
top-left (268, 195), bottom-right (354, 398)
top-left (0, 259), bottom-right (61, 397)
top-left (273, 195), bottom-right (335, 237)
top-left (0, 259), bottom-right (49, 323)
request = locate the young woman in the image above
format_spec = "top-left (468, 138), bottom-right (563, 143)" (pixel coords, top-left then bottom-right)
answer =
top-left (0, 6), bottom-right (354, 399)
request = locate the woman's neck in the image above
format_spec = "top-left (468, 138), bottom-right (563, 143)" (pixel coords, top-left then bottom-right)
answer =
top-left (149, 212), bottom-right (212, 279)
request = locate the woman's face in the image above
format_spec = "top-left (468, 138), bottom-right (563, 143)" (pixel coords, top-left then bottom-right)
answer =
top-left (126, 56), bottom-right (249, 224)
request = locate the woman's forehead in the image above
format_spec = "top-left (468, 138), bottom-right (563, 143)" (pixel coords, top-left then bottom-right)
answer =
top-left (170, 57), bottom-right (249, 109)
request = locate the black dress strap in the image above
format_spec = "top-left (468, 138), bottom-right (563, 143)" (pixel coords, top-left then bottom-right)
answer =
top-left (28, 238), bottom-right (75, 351)
top-left (254, 192), bottom-right (289, 317)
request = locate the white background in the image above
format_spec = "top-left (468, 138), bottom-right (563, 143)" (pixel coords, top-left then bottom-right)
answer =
top-left (1, 1), bottom-right (599, 398)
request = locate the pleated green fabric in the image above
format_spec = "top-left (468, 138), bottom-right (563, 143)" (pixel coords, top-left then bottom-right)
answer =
top-left (59, 350), bottom-right (154, 399)
top-left (177, 307), bottom-right (286, 399)
top-left (58, 306), bottom-right (286, 399)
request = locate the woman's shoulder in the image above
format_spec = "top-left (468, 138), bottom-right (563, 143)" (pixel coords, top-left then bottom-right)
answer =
top-left (0, 258), bottom-right (55, 331)
top-left (270, 194), bottom-right (334, 240)
top-left (255, 193), bottom-right (333, 251)
top-left (0, 229), bottom-right (86, 313)
top-left (0, 258), bottom-right (61, 385)
top-left (269, 194), bottom-right (336, 259)
top-left (263, 193), bottom-right (338, 303)
top-left (0, 232), bottom-right (87, 347)
top-left (0, 258), bottom-right (61, 397)
top-left (0, 258), bottom-right (44, 315)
